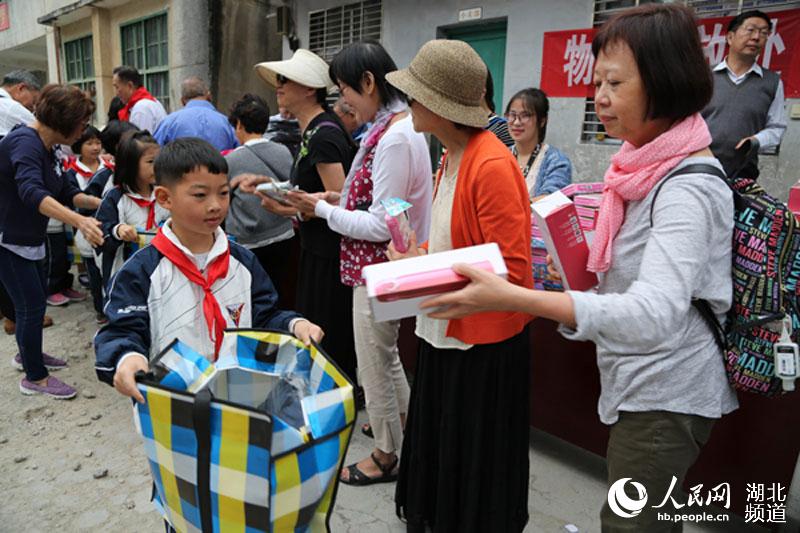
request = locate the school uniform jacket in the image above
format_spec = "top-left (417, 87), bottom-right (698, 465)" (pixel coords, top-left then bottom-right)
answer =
top-left (65, 158), bottom-right (107, 256)
top-left (94, 223), bottom-right (300, 385)
top-left (95, 186), bottom-right (170, 287)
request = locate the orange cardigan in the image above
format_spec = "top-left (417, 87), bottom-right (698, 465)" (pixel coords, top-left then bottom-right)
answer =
top-left (433, 131), bottom-right (534, 345)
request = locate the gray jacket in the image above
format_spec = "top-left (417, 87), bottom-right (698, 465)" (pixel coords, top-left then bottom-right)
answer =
top-left (225, 140), bottom-right (294, 249)
top-left (561, 157), bottom-right (739, 425)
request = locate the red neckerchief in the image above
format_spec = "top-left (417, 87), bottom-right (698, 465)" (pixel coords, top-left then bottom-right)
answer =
top-left (66, 158), bottom-right (98, 179)
top-left (117, 86), bottom-right (157, 122)
top-left (151, 229), bottom-right (230, 359)
top-left (124, 192), bottom-right (157, 230)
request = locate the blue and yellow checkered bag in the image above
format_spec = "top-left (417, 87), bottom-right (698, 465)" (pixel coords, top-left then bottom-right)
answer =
top-left (134, 329), bottom-right (355, 532)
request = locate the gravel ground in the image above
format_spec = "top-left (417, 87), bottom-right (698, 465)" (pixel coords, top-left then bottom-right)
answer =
top-left (0, 297), bottom-right (415, 532)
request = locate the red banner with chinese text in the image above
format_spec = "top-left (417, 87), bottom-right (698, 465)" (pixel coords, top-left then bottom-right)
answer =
top-left (541, 8), bottom-right (800, 98)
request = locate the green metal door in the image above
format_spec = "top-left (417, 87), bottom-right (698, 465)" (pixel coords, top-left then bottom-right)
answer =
top-left (445, 23), bottom-right (508, 113)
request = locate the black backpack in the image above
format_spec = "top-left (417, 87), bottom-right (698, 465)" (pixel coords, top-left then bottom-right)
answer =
top-left (651, 164), bottom-right (800, 397)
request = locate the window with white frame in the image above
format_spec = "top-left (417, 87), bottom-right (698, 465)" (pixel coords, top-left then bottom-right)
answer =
top-left (120, 13), bottom-right (169, 110)
top-left (308, 0), bottom-right (382, 62)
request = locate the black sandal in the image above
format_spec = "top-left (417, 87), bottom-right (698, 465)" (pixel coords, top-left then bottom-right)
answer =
top-left (361, 423), bottom-right (374, 438)
top-left (339, 453), bottom-right (398, 486)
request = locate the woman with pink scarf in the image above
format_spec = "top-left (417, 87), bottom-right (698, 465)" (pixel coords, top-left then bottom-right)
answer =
top-left (421, 5), bottom-right (738, 532)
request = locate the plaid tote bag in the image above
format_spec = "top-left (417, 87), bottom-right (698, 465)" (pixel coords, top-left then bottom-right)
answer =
top-left (134, 329), bottom-right (356, 532)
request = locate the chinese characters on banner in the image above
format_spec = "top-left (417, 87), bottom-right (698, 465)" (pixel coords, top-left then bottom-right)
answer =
top-left (541, 8), bottom-right (800, 98)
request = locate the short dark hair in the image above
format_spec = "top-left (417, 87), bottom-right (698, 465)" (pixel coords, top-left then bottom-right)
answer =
top-left (484, 70), bottom-right (496, 113)
top-left (100, 120), bottom-right (139, 156)
top-left (34, 84), bottom-right (96, 137)
top-left (154, 137), bottom-right (228, 187)
top-left (505, 88), bottom-right (550, 143)
top-left (728, 10), bottom-right (772, 33)
top-left (107, 96), bottom-right (124, 123)
top-left (71, 124), bottom-right (101, 154)
top-left (114, 130), bottom-right (159, 190)
top-left (592, 3), bottom-right (712, 123)
top-left (112, 65), bottom-right (142, 88)
top-left (228, 94), bottom-right (270, 134)
top-left (329, 41), bottom-right (404, 105)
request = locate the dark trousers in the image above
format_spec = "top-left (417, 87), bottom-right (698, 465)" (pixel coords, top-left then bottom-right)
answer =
top-left (251, 236), bottom-right (298, 309)
top-left (0, 246), bottom-right (49, 381)
top-left (45, 231), bottom-right (73, 295)
top-left (0, 281), bottom-right (14, 321)
top-left (601, 411), bottom-right (716, 532)
top-left (83, 258), bottom-right (103, 314)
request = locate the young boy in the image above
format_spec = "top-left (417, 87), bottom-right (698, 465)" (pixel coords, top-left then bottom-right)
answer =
top-left (94, 138), bottom-right (323, 401)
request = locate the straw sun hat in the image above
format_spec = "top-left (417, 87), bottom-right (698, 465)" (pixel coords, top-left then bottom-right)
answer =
top-left (254, 49), bottom-right (335, 91)
top-left (386, 39), bottom-right (488, 128)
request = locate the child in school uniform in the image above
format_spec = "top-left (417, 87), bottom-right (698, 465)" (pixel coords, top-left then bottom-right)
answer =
top-left (44, 144), bottom-right (87, 307)
top-left (64, 125), bottom-right (107, 323)
top-left (88, 120), bottom-right (140, 199)
top-left (95, 130), bottom-right (169, 290)
top-left (94, 137), bottom-right (323, 401)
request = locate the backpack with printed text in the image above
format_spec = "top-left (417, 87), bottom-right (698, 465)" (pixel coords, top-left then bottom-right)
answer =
top-left (652, 164), bottom-right (800, 397)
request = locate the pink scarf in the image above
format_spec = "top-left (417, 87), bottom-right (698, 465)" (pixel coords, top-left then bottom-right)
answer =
top-left (587, 113), bottom-right (712, 273)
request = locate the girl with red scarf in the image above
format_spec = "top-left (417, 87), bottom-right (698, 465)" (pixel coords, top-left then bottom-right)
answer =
top-left (95, 131), bottom-right (169, 289)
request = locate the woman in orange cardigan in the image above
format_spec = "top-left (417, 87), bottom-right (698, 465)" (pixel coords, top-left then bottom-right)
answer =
top-left (386, 40), bottom-right (533, 533)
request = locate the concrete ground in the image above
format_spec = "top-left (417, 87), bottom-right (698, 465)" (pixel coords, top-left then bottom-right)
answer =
top-left (0, 298), bottom-right (777, 532)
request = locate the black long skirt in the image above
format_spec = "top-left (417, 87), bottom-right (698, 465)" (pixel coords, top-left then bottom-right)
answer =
top-left (396, 328), bottom-right (530, 533)
top-left (295, 248), bottom-right (357, 384)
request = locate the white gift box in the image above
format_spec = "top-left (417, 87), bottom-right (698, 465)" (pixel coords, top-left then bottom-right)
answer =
top-left (362, 243), bottom-right (508, 322)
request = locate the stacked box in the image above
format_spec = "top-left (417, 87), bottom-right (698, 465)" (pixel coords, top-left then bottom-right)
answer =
top-left (531, 211), bottom-right (563, 291)
top-left (574, 193), bottom-right (602, 231)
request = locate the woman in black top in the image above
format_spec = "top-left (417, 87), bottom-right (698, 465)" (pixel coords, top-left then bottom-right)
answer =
top-left (0, 85), bottom-right (103, 399)
top-left (244, 50), bottom-right (358, 383)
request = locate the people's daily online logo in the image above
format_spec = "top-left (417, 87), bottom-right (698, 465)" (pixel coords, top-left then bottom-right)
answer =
top-left (608, 478), bottom-right (648, 518)
top-left (607, 477), bottom-right (787, 525)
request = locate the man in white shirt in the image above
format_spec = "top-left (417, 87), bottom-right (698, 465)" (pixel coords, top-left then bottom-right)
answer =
top-left (702, 10), bottom-right (788, 178)
top-left (0, 70), bottom-right (41, 137)
top-left (112, 65), bottom-right (167, 133)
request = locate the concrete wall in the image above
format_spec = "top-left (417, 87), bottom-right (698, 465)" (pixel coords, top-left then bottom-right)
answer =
top-left (288, 0), bottom-right (800, 200)
top-left (213, 0), bottom-right (278, 116)
top-left (47, 0), bottom-right (211, 121)
top-left (0, 0), bottom-right (49, 74)
top-left (0, 0), bottom-right (47, 49)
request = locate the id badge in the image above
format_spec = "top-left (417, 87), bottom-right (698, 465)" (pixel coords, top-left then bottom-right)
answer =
top-left (774, 342), bottom-right (799, 379)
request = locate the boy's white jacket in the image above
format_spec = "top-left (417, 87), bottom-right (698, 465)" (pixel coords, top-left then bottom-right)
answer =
top-left (94, 223), bottom-right (300, 384)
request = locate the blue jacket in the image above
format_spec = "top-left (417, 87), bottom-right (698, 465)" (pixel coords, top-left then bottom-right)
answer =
top-left (532, 145), bottom-right (573, 197)
top-left (0, 125), bottom-right (80, 246)
top-left (153, 100), bottom-right (238, 151)
top-left (95, 186), bottom-right (170, 288)
top-left (94, 224), bottom-right (300, 385)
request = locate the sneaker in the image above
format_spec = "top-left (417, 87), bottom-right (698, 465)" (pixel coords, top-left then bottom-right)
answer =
top-left (61, 288), bottom-right (87, 302)
top-left (20, 376), bottom-right (77, 399)
top-left (95, 312), bottom-right (108, 325)
top-left (12, 353), bottom-right (68, 371)
top-left (46, 293), bottom-right (69, 306)
top-left (78, 273), bottom-right (90, 288)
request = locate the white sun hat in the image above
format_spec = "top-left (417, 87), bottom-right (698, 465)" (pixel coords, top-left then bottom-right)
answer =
top-left (254, 49), bottom-right (335, 91)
